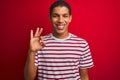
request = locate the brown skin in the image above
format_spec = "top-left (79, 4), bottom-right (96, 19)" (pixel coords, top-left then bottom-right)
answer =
top-left (50, 6), bottom-right (72, 39)
top-left (24, 28), bottom-right (45, 80)
top-left (80, 69), bottom-right (89, 80)
top-left (24, 6), bottom-right (89, 80)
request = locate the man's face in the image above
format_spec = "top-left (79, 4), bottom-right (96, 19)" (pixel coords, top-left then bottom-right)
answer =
top-left (50, 6), bottom-right (72, 35)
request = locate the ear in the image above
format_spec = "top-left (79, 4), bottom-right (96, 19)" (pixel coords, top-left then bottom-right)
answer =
top-left (69, 15), bottom-right (72, 22)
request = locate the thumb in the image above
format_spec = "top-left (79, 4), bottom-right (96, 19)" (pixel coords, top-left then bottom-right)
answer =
top-left (40, 36), bottom-right (46, 47)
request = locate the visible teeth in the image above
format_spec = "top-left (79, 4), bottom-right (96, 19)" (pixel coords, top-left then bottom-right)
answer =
top-left (57, 26), bottom-right (64, 30)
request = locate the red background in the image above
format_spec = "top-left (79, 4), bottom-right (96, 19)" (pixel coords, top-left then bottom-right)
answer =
top-left (0, 0), bottom-right (120, 80)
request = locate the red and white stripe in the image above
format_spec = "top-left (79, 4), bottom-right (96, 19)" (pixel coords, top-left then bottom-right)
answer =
top-left (35, 33), bottom-right (94, 80)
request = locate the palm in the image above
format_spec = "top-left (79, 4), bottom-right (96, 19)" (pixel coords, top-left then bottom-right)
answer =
top-left (30, 28), bottom-right (45, 52)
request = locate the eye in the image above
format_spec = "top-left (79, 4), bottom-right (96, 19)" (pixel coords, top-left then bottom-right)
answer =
top-left (63, 15), bottom-right (69, 18)
top-left (52, 15), bottom-right (58, 18)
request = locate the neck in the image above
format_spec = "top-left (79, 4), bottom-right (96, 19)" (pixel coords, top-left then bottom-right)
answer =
top-left (53, 31), bottom-right (69, 39)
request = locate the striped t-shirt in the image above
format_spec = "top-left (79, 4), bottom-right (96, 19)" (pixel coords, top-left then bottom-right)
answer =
top-left (35, 33), bottom-right (94, 80)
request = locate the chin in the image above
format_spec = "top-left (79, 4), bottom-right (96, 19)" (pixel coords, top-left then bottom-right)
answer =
top-left (56, 30), bottom-right (65, 35)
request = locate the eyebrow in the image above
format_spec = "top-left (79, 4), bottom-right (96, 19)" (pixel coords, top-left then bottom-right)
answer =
top-left (52, 13), bottom-right (69, 15)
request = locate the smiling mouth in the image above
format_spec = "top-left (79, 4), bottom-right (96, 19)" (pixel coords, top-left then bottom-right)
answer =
top-left (57, 25), bottom-right (64, 30)
top-left (56, 24), bottom-right (65, 30)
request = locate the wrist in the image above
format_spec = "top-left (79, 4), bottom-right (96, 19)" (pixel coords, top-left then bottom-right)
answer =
top-left (28, 49), bottom-right (37, 54)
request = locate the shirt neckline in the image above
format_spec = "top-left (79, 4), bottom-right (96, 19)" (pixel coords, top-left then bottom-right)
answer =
top-left (51, 33), bottom-right (71, 41)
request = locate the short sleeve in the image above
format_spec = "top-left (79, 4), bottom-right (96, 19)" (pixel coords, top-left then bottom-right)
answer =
top-left (79, 40), bottom-right (94, 69)
top-left (34, 52), bottom-right (38, 67)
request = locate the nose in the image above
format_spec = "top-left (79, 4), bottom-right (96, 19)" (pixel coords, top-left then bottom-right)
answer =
top-left (58, 16), bottom-right (64, 23)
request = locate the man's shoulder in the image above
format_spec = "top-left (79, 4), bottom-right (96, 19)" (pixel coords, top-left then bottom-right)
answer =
top-left (43, 33), bottom-right (53, 41)
top-left (43, 33), bottom-right (52, 38)
top-left (70, 33), bottom-right (86, 41)
top-left (70, 33), bottom-right (89, 45)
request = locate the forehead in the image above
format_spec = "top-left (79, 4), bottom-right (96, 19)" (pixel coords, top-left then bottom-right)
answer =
top-left (52, 6), bottom-right (69, 14)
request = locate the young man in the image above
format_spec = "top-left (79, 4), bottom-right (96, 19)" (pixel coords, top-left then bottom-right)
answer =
top-left (24, 0), bottom-right (94, 80)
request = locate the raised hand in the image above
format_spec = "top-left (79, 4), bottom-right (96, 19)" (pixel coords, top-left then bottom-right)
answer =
top-left (29, 27), bottom-right (45, 52)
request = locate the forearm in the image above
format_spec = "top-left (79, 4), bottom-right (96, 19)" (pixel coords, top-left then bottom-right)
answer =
top-left (80, 69), bottom-right (89, 80)
top-left (81, 75), bottom-right (89, 80)
top-left (24, 50), bottom-right (37, 80)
